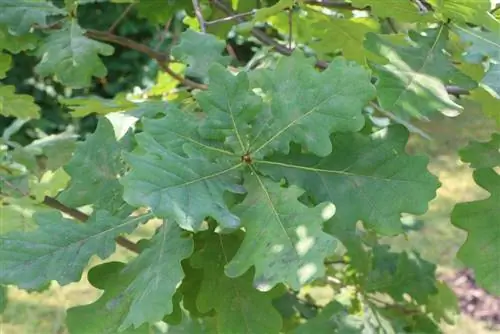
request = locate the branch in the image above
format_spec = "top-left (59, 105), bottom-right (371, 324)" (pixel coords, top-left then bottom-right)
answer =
top-left (302, 0), bottom-right (360, 10)
top-left (0, 175), bottom-right (140, 253)
top-left (210, 0), bottom-right (468, 96)
top-left (206, 10), bottom-right (255, 25)
top-left (192, 0), bottom-right (207, 32)
top-left (85, 29), bottom-right (206, 90)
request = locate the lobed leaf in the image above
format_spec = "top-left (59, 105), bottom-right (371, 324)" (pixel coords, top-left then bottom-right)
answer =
top-left (0, 85), bottom-right (41, 119)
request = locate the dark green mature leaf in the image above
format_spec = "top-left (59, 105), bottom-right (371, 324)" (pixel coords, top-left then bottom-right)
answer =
top-left (121, 134), bottom-right (244, 232)
top-left (249, 51), bottom-right (375, 157)
top-left (67, 223), bottom-right (193, 331)
top-left (0, 25), bottom-right (38, 53)
top-left (0, 0), bottom-right (66, 35)
top-left (0, 285), bottom-right (6, 314)
top-left (257, 125), bottom-right (439, 236)
top-left (192, 232), bottom-right (283, 334)
top-left (66, 262), bottom-right (151, 334)
top-left (58, 117), bottom-right (132, 215)
top-left (195, 64), bottom-right (264, 155)
top-left (365, 246), bottom-right (437, 304)
top-left (172, 29), bottom-right (230, 81)
top-left (460, 133), bottom-right (500, 168)
top-left (0, 211), bottom-right (148, 290)
top-left (226, 175), bottom-right (337, 291)
top-left (35, 20), bottom-right (114, 88)
top-left (0, 85), bottom-right (41, 119)
top-left (365, 25), bottom-right (474, 118)
top-left (452, 169), bottom-right (500, 294)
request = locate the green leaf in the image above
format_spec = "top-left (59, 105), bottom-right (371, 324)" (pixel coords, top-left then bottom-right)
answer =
top-left (172, 29), bottom-right (230, 81)
top-left (365, 246), bottom-right (437, 304)
top-left (135, 0), bottom-right (191, 24)
top-left (226, 175), bottom-right (337, 290)
top-left (257, 126), bottom-right (439, 236)
top-left (68, 223), bottom-right (193, 331)
top-left (0, 52), bottom-right (11, 78)
top-left (482, 62), bottom-right (500, 98)
top-left (58, 117), bottom-right (132, 215)
top-left (249, 51), bottom-right (375, 157)
top-left (192, 232), bottom-right (283, 333)
top-left (452, 168), bottom-right (500, 295)
top-left (292, 301), bottom-right (357, 334)
top-left (466, 87), bottom-right (500, 127)
top-left (35, 20), bottom-right (114, 88)
top-left (428, 0), bottom-right (500, 32)
top-left (426, 281), bottom-right (459, 324)
top-left (66, 262), bottom-right (151, 334)
top-left (0, 85), bottom-right (41, 119)
top-left (0, 284), bottom-right (6, 314)
top-left (0, 25), bottom-right (38, 53)
top-left (0, 197), bottom-right (49, 234)
top-left (453, 24), bottom-right (500, 63)
top-left (365, 25), bottom-right (472, 118)
top-left (350, 0), bottom-right (433, 22)
top-left (0, 0), bottom-right (66, 35)
top-left (0, 211), bottom-right (148, 290)
top-left (121, 132), bottom-right (244, 231)
top-left (253, 0), bottom-right (293, 22)
top-left (195, 64), bottom-right (264, 155)
top-left (310, 16), bottom-right (380, 65)
top-left (459, 133), bottom-right (500, 168)
top-left (59, 93), bottom-right (135, 118)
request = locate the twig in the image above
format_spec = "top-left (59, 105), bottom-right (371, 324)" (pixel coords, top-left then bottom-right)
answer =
top-left (413, 0), bottom-right (429, 13)
top-left (210, 0), bottom-right (466, 96)
top-left (205, 11), bottom-right (255, 25)
top-left (157, 62), bottom-right (208, 90)
top-left (370, 102), bottom-right (432, 140)
top-left (0, 175), bottom-right (140, 253)
top-left (192, 0), bottom-right (207, 33)
top-left (108, 3), bottom-right (135, 33)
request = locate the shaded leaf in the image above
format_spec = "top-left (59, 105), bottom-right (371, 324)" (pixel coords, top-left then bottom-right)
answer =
top-left (35, 20), bottom-right (114, 88)
top-left (460, 133), bottom-right (500, 168)
top-left (0, 25), bottom-right (38, 53)
top-left (0, 53), bottom-right (11, 79)
top-left (0, 85), bottom-right (40, 119)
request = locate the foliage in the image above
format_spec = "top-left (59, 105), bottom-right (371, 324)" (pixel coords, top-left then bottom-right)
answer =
top-left (0, 0), bottom-right (499, 333)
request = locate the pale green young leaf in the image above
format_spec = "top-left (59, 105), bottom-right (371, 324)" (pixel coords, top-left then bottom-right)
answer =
top-left (365, 26), bottom-right (473, 118)
top-left (426, 281), bottom-right (459, 324)
top-left (121, 132), bottom-right (244, 231)
top-left (0, 53), bottom-right (11, 79)
top-left (136, 1), bottom-right (191, 24)
top-left (172, 29), bottom-right (230, 81)
top-left (226, 175), bottom-right (337, 291)
top-left (460, 133), bottom-right (500, 169)
top-left (257, 126), bottom-right (439, 236)
top-left (351, 0), bottom-right (432, 22)
top-left (0, 85), bottom-right (41, 119)
top-left (57, 117), bottom-right (132, 215)
top-left (192, 232), bottom-right (283, 333)
top-left (35, 20), bottom-right (114, 88)
top-left (60, 93), bottom-right (135, 117)
top-left (452, 168), bottom-right (500, 295)
top-left (0, 197), bottom-right (52, 234)
top-left (466, 87), bottom-right (500, 127)
top-left (0, 25), bottom-right (38, 53)
top-left (0, 211), bottom-right (148, 290)
top-left (29, 168), bottom-right (70, 202)
top-left (427, 0), bottom-right (500, 32)
top-left (0, 0), bottom-right (66, 35)
top-left (249, 51), bottom-right (375, 157)
top-left (253, 0), bottom-right (293, 22)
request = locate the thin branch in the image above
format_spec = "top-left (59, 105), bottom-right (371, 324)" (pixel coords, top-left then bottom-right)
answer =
top-left (413, 0), bottom-right (430, 13)
top-left (157, 61), bottom-right (208, 90)
top-left (205, 10), bottom-right (255, 25)
top-left (192, 0), bottom-right (207, 33)
top-left (108, 3), bottom-right (135, 33)
top-left (492, 5), bottom-right (500, 14)
top-left (1, 175), bottom-right (140, 253)
top-left (210, 0), bottom-right (467, 96)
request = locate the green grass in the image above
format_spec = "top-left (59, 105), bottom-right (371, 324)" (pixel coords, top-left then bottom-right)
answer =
top-left (1, 106), bottom-right (498, 333)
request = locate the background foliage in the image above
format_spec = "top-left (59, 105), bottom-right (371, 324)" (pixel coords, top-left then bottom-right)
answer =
top-left (1, 0), bottom-right (499, 333)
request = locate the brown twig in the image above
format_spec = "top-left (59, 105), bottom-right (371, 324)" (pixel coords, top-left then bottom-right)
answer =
top-left (192, 0), bottom-right (207, 32)
top-left (108, 3), bottom-right (135, 33)
top-left (0, 175), bottom-right (140, 253)
top-left (206, 10), bottom-right (255, 25)
top-left (302, 0), bottom-right (360, 10)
